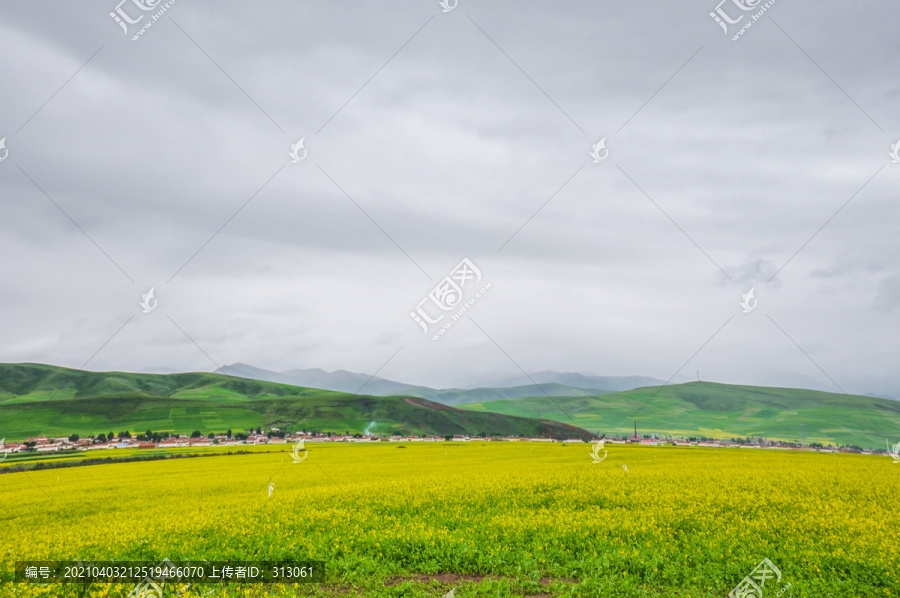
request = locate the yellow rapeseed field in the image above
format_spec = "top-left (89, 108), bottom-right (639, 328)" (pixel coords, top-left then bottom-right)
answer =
top-left (2, 443), bottom-right (898, 597)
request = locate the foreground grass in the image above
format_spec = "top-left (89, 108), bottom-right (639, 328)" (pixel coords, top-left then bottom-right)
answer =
top-left (2, 443), bottom-right (898, 597)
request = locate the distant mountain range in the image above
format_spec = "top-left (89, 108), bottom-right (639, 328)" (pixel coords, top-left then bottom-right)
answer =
top-left (214, 363), bottom-right (664, 405)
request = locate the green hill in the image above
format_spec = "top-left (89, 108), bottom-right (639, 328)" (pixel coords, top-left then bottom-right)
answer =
top-left (461, 381), bottom-right (900, 450)
top-left (0, 363), bottom-right (591, 440)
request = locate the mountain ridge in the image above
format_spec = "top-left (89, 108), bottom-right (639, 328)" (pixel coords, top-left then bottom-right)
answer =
top-left (215, 363), bottom-right (654, 405)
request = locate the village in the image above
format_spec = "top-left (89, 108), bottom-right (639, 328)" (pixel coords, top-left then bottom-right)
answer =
top-left (1, 429), bottom-right (883, 456)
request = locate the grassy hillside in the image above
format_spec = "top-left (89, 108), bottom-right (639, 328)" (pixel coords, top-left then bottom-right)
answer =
top-left (0, 363), bottom-right (591, 440)
top-left (461, 381), bottom-right (900, 450)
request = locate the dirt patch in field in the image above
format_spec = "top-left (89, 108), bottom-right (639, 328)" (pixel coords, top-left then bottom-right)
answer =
top-left (386, 573), bottom-right (577, 592)
top-left (387, 573), bottom-right (499, 585)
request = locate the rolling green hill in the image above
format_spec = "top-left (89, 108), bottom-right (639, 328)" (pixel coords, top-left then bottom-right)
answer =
top-left (0, 363), bottom-right (591, 440)
top-left (461, 381), bottom-right (900, 450)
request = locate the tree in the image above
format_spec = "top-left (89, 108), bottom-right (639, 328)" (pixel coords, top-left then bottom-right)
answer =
top-left (97, 434), bottom-right (107, 443)
top-left (191, 430), bottom-right (202, 438)
top-left (108, 432), bottom-right (115, 442)
top-left (226, 429), bottom-right (232, 439)
top-left (68, 434), bottom-right (80, 442)
top-left (208, 433), bottom-right (215, 439)
top-left (444, 435), bottom-right (453, 441)
top-left (256, 427), bottom-right (262, 434)
top-left (145, 429), bottom-right (152, 439)
top-left (119, 431), bottom-right (131, 439)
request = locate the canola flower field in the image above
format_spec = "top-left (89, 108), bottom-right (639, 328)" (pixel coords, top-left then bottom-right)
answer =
top-left (2, 443), bottom-right (898, 597)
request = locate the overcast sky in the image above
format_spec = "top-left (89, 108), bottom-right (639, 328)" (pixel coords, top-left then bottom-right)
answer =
top-left (1, 0), bottom-right (898, 396)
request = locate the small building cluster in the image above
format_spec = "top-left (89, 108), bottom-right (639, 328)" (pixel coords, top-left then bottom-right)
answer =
top-left (0, 431), bottom-right (882, 455)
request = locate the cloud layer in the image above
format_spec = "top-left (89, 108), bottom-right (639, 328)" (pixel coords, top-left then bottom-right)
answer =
top-left (1, 0), bottom-right (898, 397)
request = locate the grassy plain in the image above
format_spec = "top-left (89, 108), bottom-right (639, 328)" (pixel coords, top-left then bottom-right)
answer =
top-left (2, 443), bottom-right (898, 597)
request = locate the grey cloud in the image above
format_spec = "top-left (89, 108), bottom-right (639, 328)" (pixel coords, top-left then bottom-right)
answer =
top-left (1, 0), bottom-right (898, 397)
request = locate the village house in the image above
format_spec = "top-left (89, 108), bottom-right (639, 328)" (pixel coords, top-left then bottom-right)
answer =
top-left (86, 443), bottom-right (116, 450)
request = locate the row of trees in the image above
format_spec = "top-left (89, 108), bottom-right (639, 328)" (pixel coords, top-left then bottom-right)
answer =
top-left (67, 431), bottom-right (132, 443)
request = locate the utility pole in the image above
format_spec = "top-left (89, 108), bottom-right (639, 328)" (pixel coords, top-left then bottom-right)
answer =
top-left (634, 421), bottom-right (637, 440)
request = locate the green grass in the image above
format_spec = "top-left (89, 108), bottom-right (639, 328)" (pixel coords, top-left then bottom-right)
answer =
top-left (461, 381), bottom-right (900, 450)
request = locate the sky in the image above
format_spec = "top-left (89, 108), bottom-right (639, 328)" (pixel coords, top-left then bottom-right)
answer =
top-left (0, 0), bottom-right (898, 396)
